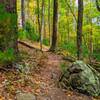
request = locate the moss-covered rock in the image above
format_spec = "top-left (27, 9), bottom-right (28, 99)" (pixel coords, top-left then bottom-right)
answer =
top-left (59, 61), bottom-right (100, 96)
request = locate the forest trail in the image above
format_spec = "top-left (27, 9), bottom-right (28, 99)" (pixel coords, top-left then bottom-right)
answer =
top-left (0, 0), bottom-right (100, 99)
top-left (0, 43), bottom-right (95, 100)
top-left (33, 52), bottom-right (93, 100)
top-left (19, 41), bottom-right (93, 100)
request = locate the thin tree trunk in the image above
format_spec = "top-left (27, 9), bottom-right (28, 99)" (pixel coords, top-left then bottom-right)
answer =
top-left (40, 0), bottom-right (45, 50)
top-left (50, 0), bottom-right (58, 51)
top-left (37, 0), bottom-right (41, 41)
top-left (77, 0), bottom-right (83, 60)
top-left (21, 0), bottom-right (25, 28)
top-left (89, 1), bottom-right (93, 63)
top-left (48, 0), bottom-right (51, 45)
top-left (26, 0), bottom-right (30, 19)
top-left (65, 0), bottom-right (77, 22)
top-left (89, 20), bottom-right (93, 62)
top-left (66, 1), bottom-right (70, 43)
top-left (43, 2), bottom-right (46, 39)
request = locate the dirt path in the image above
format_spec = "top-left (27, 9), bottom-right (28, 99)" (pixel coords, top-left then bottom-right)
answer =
top-left (32, 52), bottom-right (93, 100)
top-left (0, 43), bottom-right (95, 100)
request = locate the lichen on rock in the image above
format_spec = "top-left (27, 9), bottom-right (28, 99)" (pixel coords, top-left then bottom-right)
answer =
top-left (59, 60), bottom-right (100, 96)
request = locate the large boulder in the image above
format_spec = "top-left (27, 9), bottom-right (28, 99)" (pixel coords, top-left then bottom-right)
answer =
top-left (59, 61), bottom-right (100, 96)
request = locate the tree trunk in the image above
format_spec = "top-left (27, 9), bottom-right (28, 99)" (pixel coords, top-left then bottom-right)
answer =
top-left (0, 0), bottom-right (18, 63)
top-left (48, 0), bottom-right (51, 45)
top-left (89, 1), bottom-right (93, 63)
top-left (66, 0), bottom-right (70, 43)
top-left (43, 1), bottom-right (46, 39)
top-left (89, 20), bottom-right (93, 62)
top-left (77, 0), bottom-right (83, 60)
top-left (50, 0), bottom-right (58, 51)
top-left (26, 0), bottom-right (30, 19)
top-left (37, 0), bottom-right (41, 41)
top-left (40, 0), bottom-right (45, 50)
top-left (21, 0), bottom-right (25, 28)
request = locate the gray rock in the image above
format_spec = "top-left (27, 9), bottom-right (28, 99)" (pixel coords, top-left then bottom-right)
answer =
top-left (16, 93), bottom-right (36, 100)
top-left (37, 96), bottom-right (51, 100)
top-left (59, 60), bottom-right (100, 96)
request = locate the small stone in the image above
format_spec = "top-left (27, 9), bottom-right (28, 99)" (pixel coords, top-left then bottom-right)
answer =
top-left (16, 93), bottom-right (36, 100)
top-left (40, 82), bottom-right (47, 89)
top-left (51, 72), bottom-right (57, 80)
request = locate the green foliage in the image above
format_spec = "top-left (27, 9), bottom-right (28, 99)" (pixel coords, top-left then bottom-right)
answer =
top-left (18, 29), bottom-right (28, 40)
top-left (0, 4), bottom-right (17, 66)
top-left (59, 41), bottom-right (89, 58)
top-left (93, 49), bottom-right (100, 61)
top-left (60, 62), bottom-right (67, 73)
top-left (0, 48), bottom-right (15, 65)
top-left (0, 3), bottom-right (17, 54)
top-left (0, 4), bottom-right (17, 28)
top-left (82, 45), bottom-right (89, 57)
top-left (59, 42), bottom-right (77, 56)
top-left (18, 21), bottom-right (39, 41)
top-left (43, 38), bottom-right (49, 46)
top-left (17, 0), bottom-right (100, 62)
top-left (24, 21), bottom-right (39, 41)
top-left (0, 4), bottom-right (9, 20)
top-left (25, 21), bottom-right (35, 33)
top-left (93, 53), bottom-right (100, 61)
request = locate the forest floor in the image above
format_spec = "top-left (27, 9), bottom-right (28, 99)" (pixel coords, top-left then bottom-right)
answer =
top-left (0, 41), bottom-right (99, 100)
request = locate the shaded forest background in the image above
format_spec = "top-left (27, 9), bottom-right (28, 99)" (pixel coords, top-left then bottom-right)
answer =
top-left (17, 0), bottom-right (100, 61)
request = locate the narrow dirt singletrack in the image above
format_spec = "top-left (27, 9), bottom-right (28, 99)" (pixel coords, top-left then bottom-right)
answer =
top-left (0, 42), bottom-right (95, 100)
top-left (32, 51), bottom-right (93, 100)
top-left (18, 41), bottom-right (93, 100)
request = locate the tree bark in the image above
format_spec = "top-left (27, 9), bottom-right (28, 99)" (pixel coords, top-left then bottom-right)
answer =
top-left (37, 0), bottom-right (41, 40)
top-left (50, 0), bottom-right (58, 51)
top-left (48, 0), bottom-right (51, 45)
top-left (26, 0), bottom-right (30, 19)
top-left (43, 1), bottom-right (46, 39)
top-left (77, 0), bottom-right (83, 60)
top-left (40, 0), bottom-right (45, 50)
top-left (21, 0), bottom-right (25, 28)
top-left (89, 1), bottom-right (93, 63)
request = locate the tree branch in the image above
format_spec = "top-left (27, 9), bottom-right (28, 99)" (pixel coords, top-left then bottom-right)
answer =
top-left (65, 0), bottom-right (77, 22)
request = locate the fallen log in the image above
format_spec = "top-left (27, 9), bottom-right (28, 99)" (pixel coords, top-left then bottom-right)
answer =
top-left (18, 41), bottom-right (35, 49)
top-left (18, 40), bottom-right (41, 51)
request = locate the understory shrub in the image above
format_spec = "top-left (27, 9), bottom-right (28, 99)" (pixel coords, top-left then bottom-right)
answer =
top-left (93, 49), bottom-right (100, 61)
top-left (18, 21), bottom-right (39, 41)
top-left (0, 48), bottom-right (15, 65)
top-left (59, 42), bottom-right (77, 56)
top-left (59, 42), bottom-right (89, 58)
top-left (43, 38), bottom-right (49, 46)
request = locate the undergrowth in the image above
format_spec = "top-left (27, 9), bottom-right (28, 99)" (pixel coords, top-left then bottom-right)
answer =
top-left (18, 21), bottom-right (39, 41)
top-left (0, 48), bottom-right (15, 65)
